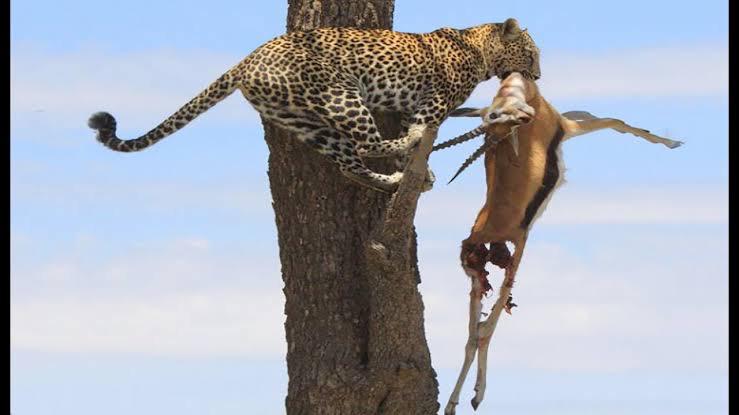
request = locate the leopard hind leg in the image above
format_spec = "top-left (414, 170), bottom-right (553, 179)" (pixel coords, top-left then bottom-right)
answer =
top-left (297, 126), bottom-right (403, 193)
top-left (263, 109), bottom-right (404, 193)
top-left (288, 85), bottom-right (411, 191)
top-left (308, 83), bottom-right (427, 161)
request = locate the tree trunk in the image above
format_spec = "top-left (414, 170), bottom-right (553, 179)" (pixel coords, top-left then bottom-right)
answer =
top-left (263, 1), bottom-right (440, 413)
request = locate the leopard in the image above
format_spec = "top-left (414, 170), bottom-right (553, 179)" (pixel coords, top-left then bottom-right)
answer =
top-left (88, 18), bottom-right (541, 193)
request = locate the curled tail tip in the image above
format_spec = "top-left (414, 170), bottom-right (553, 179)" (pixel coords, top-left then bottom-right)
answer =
top-left (88, 111), bottom-right (129, 151)
top-left (88, 111), bottom-right (117, 131)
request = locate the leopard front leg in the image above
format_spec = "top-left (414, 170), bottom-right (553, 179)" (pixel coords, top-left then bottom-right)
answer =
top-left (358, 93), bottom-right (450, 157)
top-left (362, 123), bottom-right (435, 192)
top-left (389, 117), bottom-right (435, 192)
top-left (357, 123), bottom-right (427, 157)
top-left (358, 96), bottom-right (449, 191)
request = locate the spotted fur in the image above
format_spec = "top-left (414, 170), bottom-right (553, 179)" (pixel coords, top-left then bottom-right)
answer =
top-left (88, 18), bottom-right (540, 192)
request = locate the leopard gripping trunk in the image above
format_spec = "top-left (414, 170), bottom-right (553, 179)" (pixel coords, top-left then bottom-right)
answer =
top-left (267, 1), bottom-right (438, 413)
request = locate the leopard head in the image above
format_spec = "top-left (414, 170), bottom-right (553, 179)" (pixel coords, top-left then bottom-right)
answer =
top-left (487, 18), bottom-right (541, 80)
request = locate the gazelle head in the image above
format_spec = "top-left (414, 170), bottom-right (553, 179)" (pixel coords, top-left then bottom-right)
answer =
top-left (434, 73), bottom-right (538, 177)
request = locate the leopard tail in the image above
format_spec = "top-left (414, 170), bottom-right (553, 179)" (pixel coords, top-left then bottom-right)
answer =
top-left (88, 68), bottom-right (241, 152)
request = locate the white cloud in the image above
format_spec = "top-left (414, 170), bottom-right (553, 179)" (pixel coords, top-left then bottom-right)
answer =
top-left (540, 186), bottom-right (728, 224)
top-left (12, 178), bottom-right (275, 217)
top-left (467, 43), bottom-right (728, 104)
top-left (11, 223), bottom-right (727, 374)
top-left (418, 184), bottom-right (727, 228)
top-left (11, 237), bottom-right (286, 357)
top-left (12, 291), bottom-right (285, 357)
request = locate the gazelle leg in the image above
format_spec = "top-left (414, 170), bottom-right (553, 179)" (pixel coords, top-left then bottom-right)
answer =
top-left (444, 276), bottom-right (485, 415)
top-left (561, 112), bottom-right (684, 149)
top-left (471, 234), bottom-right (528, 410)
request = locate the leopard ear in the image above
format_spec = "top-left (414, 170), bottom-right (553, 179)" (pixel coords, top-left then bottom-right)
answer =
top-left (502, 18), bottom-right (522, 41)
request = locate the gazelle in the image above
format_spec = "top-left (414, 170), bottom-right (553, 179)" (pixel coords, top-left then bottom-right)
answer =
top-left (435, 72), bottom-right (683, 414)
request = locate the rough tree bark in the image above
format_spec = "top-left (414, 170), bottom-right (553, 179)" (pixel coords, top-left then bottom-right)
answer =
top-left (262, 1), bottom-right (440, 413)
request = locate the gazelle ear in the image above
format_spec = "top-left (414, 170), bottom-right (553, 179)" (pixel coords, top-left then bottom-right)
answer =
top-left (502, 18), bottom-right (522, 41)
top-left (449, 107), bottom-right (484, 117)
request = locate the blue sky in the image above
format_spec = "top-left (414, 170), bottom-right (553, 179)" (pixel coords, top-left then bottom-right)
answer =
top-left (11, 1), bottom-right (727, 414)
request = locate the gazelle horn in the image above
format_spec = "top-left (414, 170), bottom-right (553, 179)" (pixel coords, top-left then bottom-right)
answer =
top-left (432, 125), bottom-right (487, 152)
top-left (447, 137), bottom-right (498, 184)
top-left (448, 125), bottom-right (523, 184)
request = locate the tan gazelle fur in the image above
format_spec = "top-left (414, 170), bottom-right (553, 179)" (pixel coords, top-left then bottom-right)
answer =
top-left (439, 73), bottom-right (683, 415)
